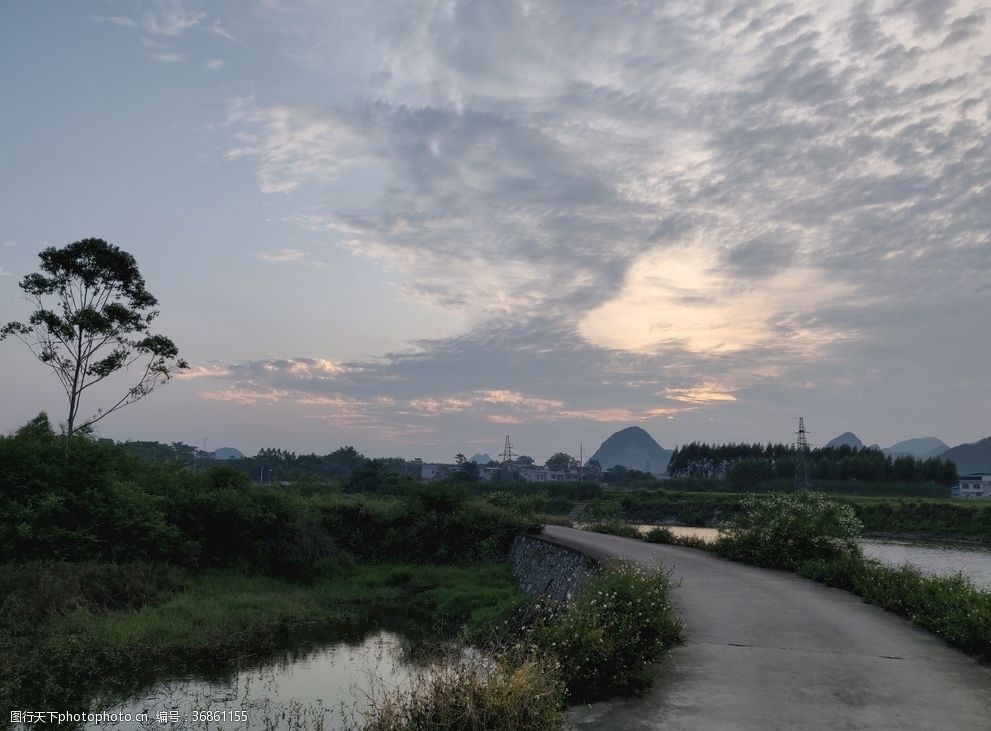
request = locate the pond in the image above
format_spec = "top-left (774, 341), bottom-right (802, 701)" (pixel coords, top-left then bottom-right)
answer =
top-left (86, 630), bottom-right (420, 731)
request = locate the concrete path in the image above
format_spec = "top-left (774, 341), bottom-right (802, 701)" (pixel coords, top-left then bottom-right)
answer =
top-left (545, 525), bottom-right (991, 731)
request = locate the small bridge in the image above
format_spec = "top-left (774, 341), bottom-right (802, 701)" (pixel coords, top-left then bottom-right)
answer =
top-left (544, 525), bottom-right (991, 730)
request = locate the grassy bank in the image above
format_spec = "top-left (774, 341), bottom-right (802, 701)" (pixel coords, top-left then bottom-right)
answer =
top-left (596, 492), bottom-right (991, 663)
top-left (361, 562), bottom-right (683, 729)
top-left (1, 561), bottom-right (526, 715)
top-left (586, 490), bottom-right (991, 542)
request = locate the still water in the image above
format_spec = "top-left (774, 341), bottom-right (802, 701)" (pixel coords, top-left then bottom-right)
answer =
top-left (860, 537), bottom-right (991, 590)
top-left (89, 631), bottom-right (415, 731)
top-left (635, 524), bottom-right (991, 590)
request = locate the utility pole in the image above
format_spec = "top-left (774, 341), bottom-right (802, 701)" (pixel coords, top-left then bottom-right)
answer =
top-left (795, 417), bottom-right (810, 491)
top-left (579, 442), bottom-right (583, 481)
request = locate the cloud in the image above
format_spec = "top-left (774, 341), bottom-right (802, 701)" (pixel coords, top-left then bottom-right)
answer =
top-left (0, 266), bottom-right (11, 277)
top-left (208, 19), bottom-right (236, 42)
top-left (2, 241), bottom-right (15, 247)
top-left (578, 242), bottom-right (859, 354)
top-left (213, 1), bottom-right (991, 445)
top-left (253, 248), bottom-right (309, 263)
top-left (205, 58), bottom-right (225, 71)
top-left (226, 97), bottom-right (360, 194)
top-left (88, 16), bottom-right (138, 28)
top-left (148, 51), bottom-right (185, 64)
top-left (664, 384), bottom-right (738, 405)
top-left (143, 0), bottom-right (205, 37)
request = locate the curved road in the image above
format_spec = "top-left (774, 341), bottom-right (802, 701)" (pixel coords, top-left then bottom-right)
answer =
top-left (544, 526), bottom-right (991, 731)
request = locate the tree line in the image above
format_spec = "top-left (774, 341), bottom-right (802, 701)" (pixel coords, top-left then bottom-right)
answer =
top-left (667, 442), bottom-right (958, 486)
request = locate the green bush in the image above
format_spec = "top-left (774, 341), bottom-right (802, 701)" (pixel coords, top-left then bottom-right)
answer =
top-left (315, 494), bottom-right (538, 564)
top-left (0, 561), bottom-right (186, 712)
top-left (643, 526), bottom-right (675, 543)
top-left (581, 518), bottom-right (642, 540)
top-left (715, 492), bottom-right (862, 568)
top-left (522, 564), bottom-right (681, 703)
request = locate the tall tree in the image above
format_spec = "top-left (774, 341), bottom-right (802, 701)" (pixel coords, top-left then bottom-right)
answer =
top-left (545, 452), bottom-right (576, 471)
top-left (1, 238), bottom-right (187, 438)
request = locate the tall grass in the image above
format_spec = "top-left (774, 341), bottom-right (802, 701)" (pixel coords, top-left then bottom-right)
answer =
top-left (361, 656), bottom-right (564, 731)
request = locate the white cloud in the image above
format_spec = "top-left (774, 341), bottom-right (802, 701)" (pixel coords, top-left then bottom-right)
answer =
top-left (0, 266), bottom-right (11, 277)
top-left (208, 19), bottom-right (236, 42)
top-left (225, 97), bottom-right (361, 194)
top-left (148, 51), bottom-right (185, 64)
top-left (88, 16), bottom-right (137, 28)
top-left (253, 249), bottom-right (308, 263)
top-left (143, 0), bottom-right (205, 37)
top-left (579, 242), bottom-right (859, 355)
top-left (205, 58), bottom-right (225, 71)
top-left (3, 241), bottom-right (15, 247)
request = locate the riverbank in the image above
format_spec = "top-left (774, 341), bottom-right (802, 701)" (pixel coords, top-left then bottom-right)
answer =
top-left (0, 561), bottom-right (526, 717)
top-left (591, 490), bottom-right (991, 542)
top-left (597, 493), bottom-right (991, 663)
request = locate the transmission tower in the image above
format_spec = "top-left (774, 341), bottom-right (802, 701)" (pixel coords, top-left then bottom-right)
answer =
top-left (795, 417), bottom-right (810, 491)
top-left (500, 435), bottom-right (516, 474)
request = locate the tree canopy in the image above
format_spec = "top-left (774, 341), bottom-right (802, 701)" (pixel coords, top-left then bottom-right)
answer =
top-left (1, 238), bottom-right (187, 437)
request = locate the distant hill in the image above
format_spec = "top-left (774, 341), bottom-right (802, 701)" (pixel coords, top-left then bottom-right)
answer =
top-left (469, 453), bottom-right (493, 464)
top-left (591, 426), bottom-right (671, 475)
top-left (883, 437), bottom-right (948, 459)
top-left (212, 447), bottom-right (245, 460)
top-left (826, 432), bottom-right (863, 448)
top-left (939, 437), bottom-right (991, 475)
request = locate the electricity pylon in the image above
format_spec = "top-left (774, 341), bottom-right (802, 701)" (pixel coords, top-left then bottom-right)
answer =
top-left (795, 417), bottom-right (810, 491)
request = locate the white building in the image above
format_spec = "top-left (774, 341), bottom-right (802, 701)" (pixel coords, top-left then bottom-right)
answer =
top-left (517, 466), bottom-right (581, 482)
top-left (953, 473), bottom-right (991, 499)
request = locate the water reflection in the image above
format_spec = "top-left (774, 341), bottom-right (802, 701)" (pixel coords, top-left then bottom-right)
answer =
top-left (89, 631), bottom-right (415, 731)
top-left (860, 537), bottom-right (991, 590)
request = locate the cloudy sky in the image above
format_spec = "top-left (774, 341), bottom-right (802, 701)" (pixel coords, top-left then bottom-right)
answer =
top-left (1, 0), bottom-right (989, 461)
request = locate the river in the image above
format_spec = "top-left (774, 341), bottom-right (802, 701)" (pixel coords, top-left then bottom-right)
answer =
top-left (635, 524), bottom-right (991, 590)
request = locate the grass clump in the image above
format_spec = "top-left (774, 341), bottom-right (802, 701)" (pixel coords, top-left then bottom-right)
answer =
top-left (641, 526), bottom-right (712, 550)
top-left (359, 562), bottom-right (682, 727)
top-left (520, 563), bottom-right (682, 703)
top-left (362, 656), bottom-right (564, 731)
top-left (578, 518), bottom-right (642, 540)
top-left (643, 526), bottom-right (674, 543)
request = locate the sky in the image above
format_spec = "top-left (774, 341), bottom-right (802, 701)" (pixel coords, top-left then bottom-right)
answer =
top-left (1, 0), bottom-right (990, 462)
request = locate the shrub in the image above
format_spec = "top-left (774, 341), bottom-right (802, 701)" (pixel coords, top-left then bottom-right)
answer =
top-left (643, 526), bottom-right (675, 543)
top-left (264, 520), bottom-right (353, 580)
top-left (580, 518), bottom-right (642, 540)
top-left (715, 492), bottom-right (862, 569)
top-left (521, 564), bottom-right (681, 703)
top-left (362, 656), bottom-right (564, 731)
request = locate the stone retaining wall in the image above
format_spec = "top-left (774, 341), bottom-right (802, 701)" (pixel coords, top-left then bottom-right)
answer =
top-left (510, 533), bottom-right (599, 602)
